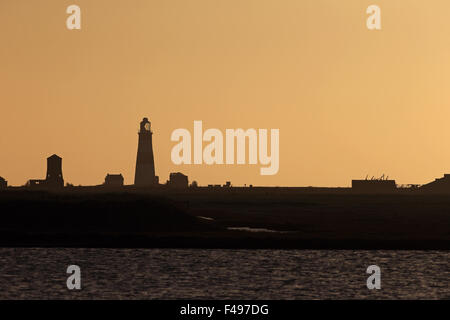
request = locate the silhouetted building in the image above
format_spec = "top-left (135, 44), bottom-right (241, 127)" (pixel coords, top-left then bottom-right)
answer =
top-left (134, 118), bottom-right (158, 186)
top-left (352, 179), bottom-right (396, 193)
top-left (27, 154), bottom-right (64, 189)
top-left (26, 179), bottom-right (46, 187)
top-left (167, 172), bottom-right (188, 188)
top-left (104, 174), bottom-right (124, 187)
top-left (0, 177), bottom-right (7, 189)
top-left (46, 154), bottom-right (64, 188)
top-left (420, 174), bottom-right (450, 193)
top-left (190, 181), bottom-right (198, 188)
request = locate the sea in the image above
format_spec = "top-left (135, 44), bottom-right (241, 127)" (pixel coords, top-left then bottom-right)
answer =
top-left (0, 248), bottom-right (448, 299)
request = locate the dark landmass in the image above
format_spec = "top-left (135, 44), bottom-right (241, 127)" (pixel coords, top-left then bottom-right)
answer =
top-left (1, 188), bottom-right (449, 249)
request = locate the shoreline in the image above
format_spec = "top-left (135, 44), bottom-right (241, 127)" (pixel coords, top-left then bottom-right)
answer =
top-left (1, 234), bottom-right (449, 250)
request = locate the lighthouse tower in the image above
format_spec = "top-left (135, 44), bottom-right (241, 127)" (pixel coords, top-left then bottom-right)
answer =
top-left (134, 118), bottom-right (157, 186)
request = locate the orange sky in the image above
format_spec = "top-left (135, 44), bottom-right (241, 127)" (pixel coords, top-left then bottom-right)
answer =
top-left (1, 0), bottom-right (450, 187)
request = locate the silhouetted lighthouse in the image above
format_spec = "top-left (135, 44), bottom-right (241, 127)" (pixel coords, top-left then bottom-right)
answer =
top-left (134, 118), bottom-right (157, 186)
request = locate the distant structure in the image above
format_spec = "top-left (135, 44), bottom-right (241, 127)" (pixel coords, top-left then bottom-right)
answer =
top-left (0, 177), bottom-right (7, 189)
top-left (27, 154), bottom-right (64, 188)
top-left (167, 172), bottom-right (188, 188)
top-left (134, 118), bottom-right (158, 186)
top-left (104, 174), bottom-right (124, 187)
top-left (352, 175), bottom-right (396, 193)
top-left (46, 154), bottom-right (64, 188)
top-left (27, 179), bottom-right (45, 187)
top-left (206, 181), bottom-right (232, 189)
top-left (419, 174), bottom-right (450, 193)
top-left (190, 180), bottom-right (198, 188)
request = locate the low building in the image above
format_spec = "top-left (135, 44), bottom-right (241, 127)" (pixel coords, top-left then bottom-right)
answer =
top-left (167, 172), bottom-right (188, 188)
top-left (352, 179), bottom-right (396, 193)
top-left (104, 174), bottom-right (124, 187)
top-left (420, 174), bottom-right (450, 193)
top-left (0, 177), bottom-right (7, 189)
top-left (26, 179), bottom-right (46, 188)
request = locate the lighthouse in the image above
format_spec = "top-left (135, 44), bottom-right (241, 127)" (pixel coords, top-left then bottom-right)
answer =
top-left (134, 118), bottom-right (158, 186)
